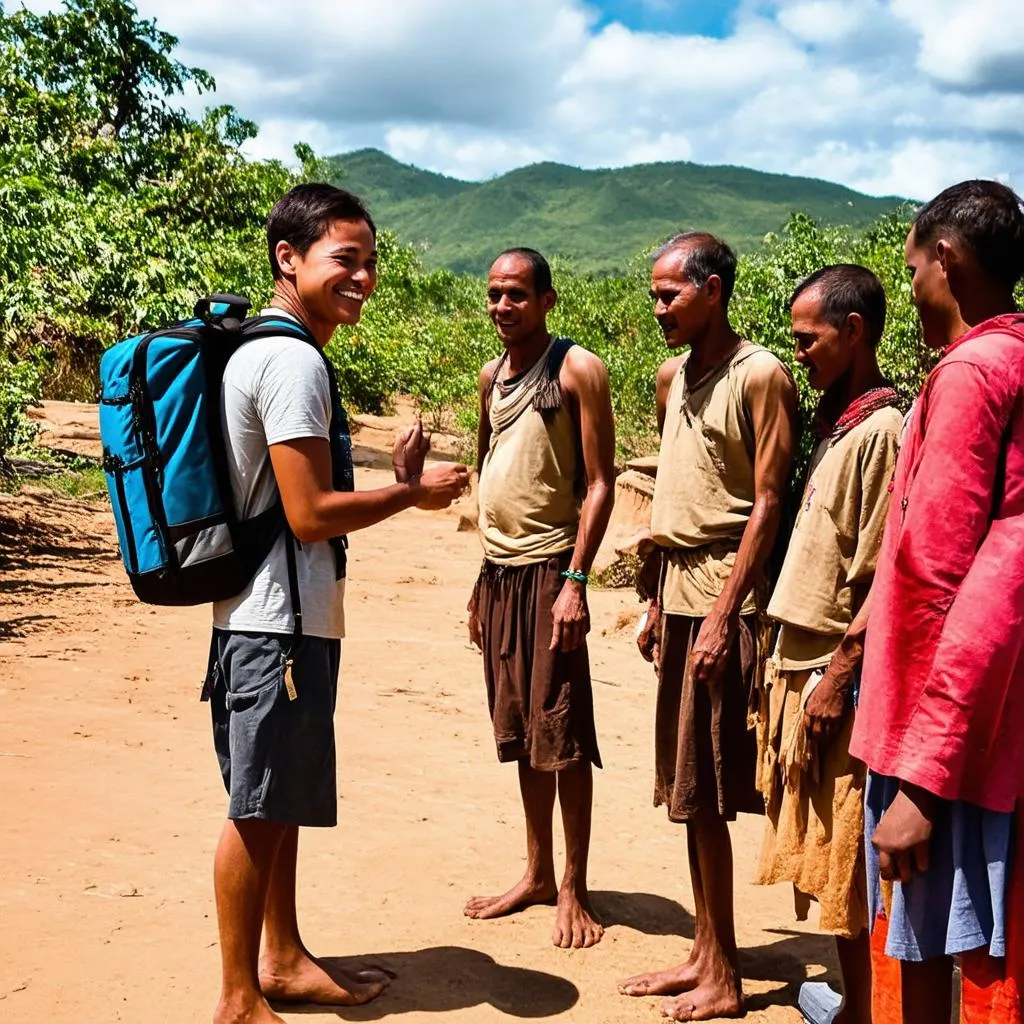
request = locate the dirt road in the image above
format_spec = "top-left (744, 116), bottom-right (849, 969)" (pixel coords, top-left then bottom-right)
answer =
top-left (0, 456), bottom-right (834, 1023)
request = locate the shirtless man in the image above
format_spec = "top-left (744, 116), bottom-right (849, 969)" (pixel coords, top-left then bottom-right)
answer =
top-left (464, 247), bottom-right (616, 949)
top-left (621, 232), bottom-right (798, 1020)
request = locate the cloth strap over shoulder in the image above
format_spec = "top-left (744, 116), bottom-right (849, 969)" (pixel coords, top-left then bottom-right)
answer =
top-left (487, 335), bottom-right (575, 422)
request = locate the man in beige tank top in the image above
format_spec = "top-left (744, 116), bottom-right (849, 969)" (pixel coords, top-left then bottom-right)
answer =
top-left (752, 265), bottom-right (901, 1024)
top-left (620, 233), bottom-right (798, 1019)
top-left (464, 248), bottom-right (616, 949)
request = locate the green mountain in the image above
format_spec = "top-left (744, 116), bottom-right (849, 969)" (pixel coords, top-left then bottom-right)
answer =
top-left (327, 148), bottom-right (908, 276)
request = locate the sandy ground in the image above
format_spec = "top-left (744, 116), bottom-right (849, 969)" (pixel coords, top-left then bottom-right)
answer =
top-left (0, 405), bottom-right (838, 1024)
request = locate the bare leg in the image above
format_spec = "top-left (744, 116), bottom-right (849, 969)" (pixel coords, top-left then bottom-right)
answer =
top-left (619, 823), bottom-right (706, 996)
top-left (259, 826), bottom-right (388, 1006)
top-left (213, 819), bottom-right (288, 1024)
top-left (660, 812), bottom-right (743, 1021)
top-left (465, 760), bottom-right (558, 919)
top-left (900, 957), bottom-right (954, 1024)
top-left (551, 761), bottom-right (603, 948)
top-left (834, 931), bottom-right (872, 1024)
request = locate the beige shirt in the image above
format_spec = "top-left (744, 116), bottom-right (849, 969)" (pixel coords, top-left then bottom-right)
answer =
top-left (478, 352), bottom-right (581, 565)
top-left (769, 405), bottom-right (902, 670)
top-left (651, 342), bottom-right (792, 616)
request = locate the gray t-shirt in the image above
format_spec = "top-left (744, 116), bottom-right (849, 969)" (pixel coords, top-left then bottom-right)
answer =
top-left (212, 309), bottom-right (346, 639)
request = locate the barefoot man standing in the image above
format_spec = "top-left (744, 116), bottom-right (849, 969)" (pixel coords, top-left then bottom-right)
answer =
top-left (465, 247), bottom-right (616, 949)
top-left (622, 233), bottom-right (798, 1019)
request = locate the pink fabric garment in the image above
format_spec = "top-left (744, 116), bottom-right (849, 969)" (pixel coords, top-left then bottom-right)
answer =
top-left (851, 313), bottom-right (1024, 812)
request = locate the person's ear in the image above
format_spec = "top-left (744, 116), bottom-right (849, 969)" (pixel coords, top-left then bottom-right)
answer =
top-left (704, 274), bottom-right (722, 307)
top-left (275, 240), bottom-right (300, 280)
top-left (844, 311), bottom-right (865, 348)
top-left (935, 237), bottom-right (959, 278)
top-left (543, 288), bottom-right (557, 314)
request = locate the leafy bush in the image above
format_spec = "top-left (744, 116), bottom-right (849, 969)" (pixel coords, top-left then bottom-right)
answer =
top-left (0, 346), bottom-right (45, 475)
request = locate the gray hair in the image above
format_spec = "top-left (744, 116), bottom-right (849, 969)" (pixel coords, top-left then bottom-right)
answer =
top-left (652, 231), bottom-right (737, 308)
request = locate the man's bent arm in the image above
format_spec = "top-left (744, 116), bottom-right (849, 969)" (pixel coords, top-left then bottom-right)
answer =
top-left (270, 436), bottom-right (422, 542)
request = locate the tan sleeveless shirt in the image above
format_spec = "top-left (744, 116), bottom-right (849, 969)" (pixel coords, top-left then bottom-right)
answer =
top-left (651, 341), bottom-right (784, 616)
top-left (478, 345), bottom-right (580, 565)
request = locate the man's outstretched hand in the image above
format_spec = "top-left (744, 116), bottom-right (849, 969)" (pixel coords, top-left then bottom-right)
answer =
top-left (393, 417), bottom-right (431, 483)
top-left (413, 463), bottom-right (469, 510)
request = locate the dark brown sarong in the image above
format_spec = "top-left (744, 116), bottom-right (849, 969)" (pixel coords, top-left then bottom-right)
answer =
top-left (654, 613), bottom-right (761, 822)
top-left (476, 553), bottom-right (602, 771)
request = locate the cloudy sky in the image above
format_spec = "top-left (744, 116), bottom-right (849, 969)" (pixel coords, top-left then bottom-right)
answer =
top-left (34, 0), bottom-right (1024, 198)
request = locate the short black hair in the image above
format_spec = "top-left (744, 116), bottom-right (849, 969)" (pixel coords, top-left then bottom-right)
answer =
top-left (494, 247), bottom-right (553, 296)
top-left (267, 183), bottom-right (376, 280)
top-left (914, 179), bottom-right (1024, 290)
top-left (654, 232), bottom-right (737, 308)
top-left (790, 264), bottom-right (887, 348)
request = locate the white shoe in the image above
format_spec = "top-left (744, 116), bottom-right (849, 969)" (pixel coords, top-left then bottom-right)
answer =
top-left (798, 981), bottom-right (842, 1024)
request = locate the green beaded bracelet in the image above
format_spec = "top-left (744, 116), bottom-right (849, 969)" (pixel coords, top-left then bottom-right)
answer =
top-left (561, 569), bottom-right (589, 584)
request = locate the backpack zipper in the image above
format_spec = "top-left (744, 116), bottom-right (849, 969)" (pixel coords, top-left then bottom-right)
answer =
top-left (103, 452), bottom-right (138, 575)
top-left (129, 334), bottom-right (177, 570)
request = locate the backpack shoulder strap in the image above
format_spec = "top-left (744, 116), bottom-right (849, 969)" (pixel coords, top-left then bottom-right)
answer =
top-left (241, 314), bottom-right (317, 345)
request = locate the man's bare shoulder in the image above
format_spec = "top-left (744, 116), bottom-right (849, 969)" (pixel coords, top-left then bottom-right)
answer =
top-left (560, 343), bottom-right (609, 391)
top-left (657, 355), bottom-right (685, 388)
top-left (479, 356), bottom-right (502, 393)
top-left (740, 346), bottom-right (796, 392)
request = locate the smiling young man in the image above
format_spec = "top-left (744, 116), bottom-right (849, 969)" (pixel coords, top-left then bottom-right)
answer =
top-left (753, 266), bottom-right (901, 1024)
top-left (850, 180), bottom-right (1024, 1024)
top-left (464, 247), bottom-right (615, 949)
top-left (207, 183), bottom-right (468, 1024)
top-left (621, 232), bottom-right (798, 1021)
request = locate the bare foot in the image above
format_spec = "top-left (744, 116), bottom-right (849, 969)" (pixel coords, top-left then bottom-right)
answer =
top-left (464, 872), bottom-right (557, 919)
top-left (259, 950), bottom-right (389, 1006)
top-left (214, 993), bottom-right (286, 1024)
top-left (619, 956), bottom-right (703, 997)
top-left (660, 979), bottom-right (743, 1021)
top-left (552, 888), bottom-right (603, 948)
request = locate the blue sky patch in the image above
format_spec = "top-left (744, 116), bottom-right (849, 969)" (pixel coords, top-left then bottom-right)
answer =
top-left (592, 0), bottom-right (736, 37)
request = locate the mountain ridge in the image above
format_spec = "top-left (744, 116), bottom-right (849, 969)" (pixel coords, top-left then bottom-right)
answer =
top-left (327, 148), bottom-right (909, 275)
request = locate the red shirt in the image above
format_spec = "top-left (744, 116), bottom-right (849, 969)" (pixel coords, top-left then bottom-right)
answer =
top-left (851, 314), bottom-right (1024, 812)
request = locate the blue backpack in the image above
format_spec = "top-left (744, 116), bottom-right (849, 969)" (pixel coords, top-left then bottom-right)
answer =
top-left (99, 295), bottom-right (338, 609)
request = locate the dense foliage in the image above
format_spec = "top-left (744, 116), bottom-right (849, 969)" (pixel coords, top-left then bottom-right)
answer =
top-left (1, 0), bottom-right (937, 479)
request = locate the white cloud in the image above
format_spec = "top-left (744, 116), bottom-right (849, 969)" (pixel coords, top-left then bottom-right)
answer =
top-left (383, 127), bottom-right (550, 181)
top-left (776, 1), bottom-right (870, 45)
top-left (891, 0), bottom-right (1024, 91)
top-left (26, 0), bottom-right (1024, 199)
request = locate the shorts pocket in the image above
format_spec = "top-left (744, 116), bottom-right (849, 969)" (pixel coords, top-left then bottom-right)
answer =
top-left (224, 675), bottom-right (283, 713)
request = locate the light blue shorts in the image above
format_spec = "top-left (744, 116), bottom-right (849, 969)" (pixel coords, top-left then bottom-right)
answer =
top-left (865, 771), bottom-right (1012, 962)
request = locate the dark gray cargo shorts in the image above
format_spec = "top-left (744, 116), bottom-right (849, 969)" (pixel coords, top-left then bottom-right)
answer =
top-left (206, 629), bottom-right (340, 827)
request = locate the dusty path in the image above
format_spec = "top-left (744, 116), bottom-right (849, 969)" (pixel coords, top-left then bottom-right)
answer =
top-left (0, 451), bottom-right (835, 1022)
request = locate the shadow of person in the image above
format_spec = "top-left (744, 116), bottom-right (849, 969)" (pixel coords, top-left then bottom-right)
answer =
top-left (277, 945), bottom-right (579, 1019)
top-left (741, 927), bottom-right (838, 1014)
top-left (591, 890), bottom-right (696, 938)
